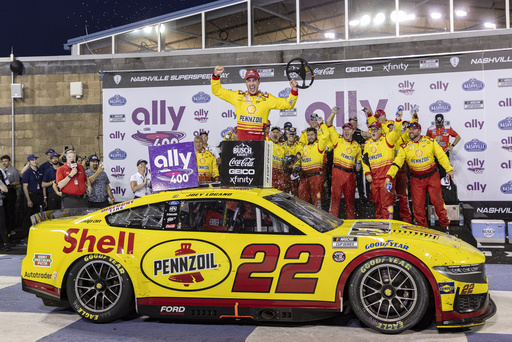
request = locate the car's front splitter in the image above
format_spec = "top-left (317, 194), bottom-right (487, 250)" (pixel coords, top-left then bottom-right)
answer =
top-left (436, 295), bottom-right (496, 329)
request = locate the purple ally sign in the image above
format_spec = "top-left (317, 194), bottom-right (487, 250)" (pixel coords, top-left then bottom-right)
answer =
top-left (148, 142), bottom-right (198, 192)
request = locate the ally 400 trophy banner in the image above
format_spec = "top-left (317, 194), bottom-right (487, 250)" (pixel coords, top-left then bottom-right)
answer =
top-left (148, 142), bottom-right (198, 192)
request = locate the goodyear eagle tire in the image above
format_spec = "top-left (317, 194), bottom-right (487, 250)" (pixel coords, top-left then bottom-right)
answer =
top-left (348, 256), bottom-right (429, 334)
top-left (66, 255), bottom-right (134, 323)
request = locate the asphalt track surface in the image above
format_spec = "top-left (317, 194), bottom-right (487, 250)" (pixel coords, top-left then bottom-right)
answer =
top-left (2, 251), bottom-right (512, 342)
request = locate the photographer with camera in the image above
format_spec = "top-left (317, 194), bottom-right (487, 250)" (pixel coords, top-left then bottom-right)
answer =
top-left (56, 150), bottom-right (91, 208)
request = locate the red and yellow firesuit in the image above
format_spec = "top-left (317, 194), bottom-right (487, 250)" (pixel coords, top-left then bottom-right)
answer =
top-left (387, 136), bottom-right (454, 228)
top-left (196, 148), bottom-right (219, 182)
top-left (328, 126), bottom-right (362, 219)
top-left (211, 75), bottom-right (298, 141)
top-left (271, 141), bottom-right (285, 191)
top-left (426, 125), bottom-right (459, 152)
top-left (368, 112), bottom-right (414, 222)
top-left (362, 119), bottom-right (402, 219)
top-left (295, 124), bottom-right (329, 207)
top-left (282, 141), bottom-right (301, 196)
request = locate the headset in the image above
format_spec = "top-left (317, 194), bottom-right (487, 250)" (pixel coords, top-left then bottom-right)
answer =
top-left (61, 148), bottom-right (76, 163)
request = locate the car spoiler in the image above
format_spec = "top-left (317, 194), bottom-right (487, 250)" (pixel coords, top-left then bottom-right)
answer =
top-left (30, 208), bottom-right (97, 226)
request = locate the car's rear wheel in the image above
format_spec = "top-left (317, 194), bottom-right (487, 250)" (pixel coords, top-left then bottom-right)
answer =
top-left (348, 256), bottom-right (429, 334)
top-left (66, 255), bottom-right (134, 323)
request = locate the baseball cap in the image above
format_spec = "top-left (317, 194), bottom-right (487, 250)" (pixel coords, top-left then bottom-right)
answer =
top-left (349, 116), bottom-right (358, 121)
top-left (369, 122), bottom-right (382, 129)
top-left (310, 113), bottom-right (320, 120)
top-left (342, 123), bottom-right (354, 129)
top-left (45, 148), bottom-right (55, 154)
top-left (89, 155), bottom-right (99, 161)
top-left (409, 122), bottom-right (422, 130)
top-left (435, 114), bottom-right (444, 124)
top-left (49, 152), bottom-right (60, 158)
top-left (27, 154), bottom-right (38, 161)
top-left (284, 121), bottom-right (292, 128)
top-left (288, 127), bottom-right (297, 134)
top-left (137, 159), bottom-right (148, 166)
top-left (374, 110), bottom-right (386, 118)
top-left (271, 126), bottom-right (281, 132)
top-left (244, 69), bottom-right (260, 80)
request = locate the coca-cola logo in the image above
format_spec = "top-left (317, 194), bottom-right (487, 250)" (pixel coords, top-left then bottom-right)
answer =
top-left (228, 157), bottom-right (255, 167)
top-left (313, 67), bottom-right (335, 75)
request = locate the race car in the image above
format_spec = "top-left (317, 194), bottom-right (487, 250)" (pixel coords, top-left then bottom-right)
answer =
top-left (21, 187), bottom-right (495, 334)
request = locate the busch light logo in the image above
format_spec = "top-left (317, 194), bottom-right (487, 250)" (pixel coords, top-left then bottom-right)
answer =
top-left (108, 148), bottom-right (127, 160)
top-left (192, 91), bottom-right (211, 103)
top-left (429, 100), bottom-right (451, 113)
top-left (108, 94), bottom-right (127, 106)
top-left (450, 57), bottom-right (460, 67)
top-left (500, 181), bottom-right (512, 194)
top-left (462, 78), bottom-right (485, 91)
top-left (132, 131), bottom-right (186, 146)
top-left (498, 117), bottom-right (512, 130)
top-left (482, 226), bottom-right (496, 237)
top-left (464, 139), bottom-right (487, 152)
top-left (233, 143), bottom-right (253, 157)
top-left (113, 75), bottom-right (122, 85)
top-left (278, 87), bottom-right (291, 98)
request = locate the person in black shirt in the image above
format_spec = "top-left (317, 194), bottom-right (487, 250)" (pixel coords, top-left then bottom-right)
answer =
top-left (349, 116), bottom-right (370, 202)
top-left (42, 152), bottom-right (62, 210)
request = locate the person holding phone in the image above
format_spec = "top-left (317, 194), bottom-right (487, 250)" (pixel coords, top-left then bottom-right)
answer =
top-left (130, 159), bottom-right (151, 199)
top-left (85, 155), bottom-right (115, 208)
top-left (56, 150), bottom-right (91, 208)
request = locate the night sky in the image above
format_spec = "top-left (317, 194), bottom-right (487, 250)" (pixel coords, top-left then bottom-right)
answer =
top-left (2, 0), bottom-right (216, 57)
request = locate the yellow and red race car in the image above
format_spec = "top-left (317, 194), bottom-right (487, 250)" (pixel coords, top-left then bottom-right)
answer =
top-left (21, 187), bottom-right (495, 334)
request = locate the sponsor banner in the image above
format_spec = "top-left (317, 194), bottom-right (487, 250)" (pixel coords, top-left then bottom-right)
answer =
top-left (465, 201), bottom-right (512, 220)
top-left (220, 141), bottom-right (272, 187)
top-left (148, 142), bottom-right (198, 192)
top-left (102, 49), bottom-right (512, 209)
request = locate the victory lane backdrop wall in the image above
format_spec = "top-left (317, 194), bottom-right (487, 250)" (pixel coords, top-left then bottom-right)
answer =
top-left (102, 49), bottom-right (512, 219)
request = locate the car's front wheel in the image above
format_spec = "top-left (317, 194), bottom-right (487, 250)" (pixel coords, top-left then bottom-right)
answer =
top-left (348, 256), bottom-right (429, 334)
top-left (66, 255), bottom-right (134, 323)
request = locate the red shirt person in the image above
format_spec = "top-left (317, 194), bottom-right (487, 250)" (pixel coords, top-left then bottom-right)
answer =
top-left (426, 114), bottom-right (461, 153)
top-left (56, 150), bottom-right (91, 208)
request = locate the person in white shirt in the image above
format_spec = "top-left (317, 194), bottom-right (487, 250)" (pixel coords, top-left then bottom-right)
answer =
top-left (130, 159), bottom-right (152, 199)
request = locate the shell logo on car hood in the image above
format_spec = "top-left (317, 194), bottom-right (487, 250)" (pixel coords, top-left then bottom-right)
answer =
top-left (141, 239), bottom-right (231, 291)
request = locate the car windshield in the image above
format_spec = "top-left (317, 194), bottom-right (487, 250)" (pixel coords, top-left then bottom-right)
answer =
top-left (263, 193), bottom-right (343, 232)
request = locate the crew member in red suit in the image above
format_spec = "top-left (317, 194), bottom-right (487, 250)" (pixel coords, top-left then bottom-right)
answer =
top-left (362, 110), bottom-right (403, 219)
top-left (386, 122), bottom-right (454, 230)
top-left (326, 107), bottom-right (362, 218)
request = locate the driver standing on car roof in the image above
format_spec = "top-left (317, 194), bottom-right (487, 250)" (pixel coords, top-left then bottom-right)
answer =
top-left (211, 66), bottom-right (299, 141)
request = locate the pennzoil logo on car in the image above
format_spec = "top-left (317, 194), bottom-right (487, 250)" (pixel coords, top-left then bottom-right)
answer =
top-left (438, 282), bottom-right (455, 294)
top-left (141, 239), bottom-right (231, 291)
top-left (33, 253), bottom-right (52, 267)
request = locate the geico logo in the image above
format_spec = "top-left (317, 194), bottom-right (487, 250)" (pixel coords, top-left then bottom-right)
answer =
top-left (160, 306), bottom-right (185, 313)
top-left (346, 66), bottom-right (373, 73)
top-left (229, 169), bottom-right (255, 175)
top-left (63, 228), bottom-right (135, 254)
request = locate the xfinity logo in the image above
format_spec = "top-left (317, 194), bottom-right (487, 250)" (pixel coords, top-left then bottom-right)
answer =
top-left (346, 66), bottom-right (373, 73)
top-left (383, 63), bottom-right (408, 72)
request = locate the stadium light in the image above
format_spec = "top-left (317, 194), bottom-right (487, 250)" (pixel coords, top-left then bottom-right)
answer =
top-left (431, 12), bottom-right (442, 20)
top-left (360, 15), bottom-right (371, 26)
top-left (373, 13), bottom-right (385, 25)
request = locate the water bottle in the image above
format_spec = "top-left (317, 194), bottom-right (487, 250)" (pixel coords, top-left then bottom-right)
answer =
top-left (459, 211), bottom-right (464, 227)
top-left (356, 161), bottom-right (361, 171)
top-left (430, 213), bottom-right (435, 227)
